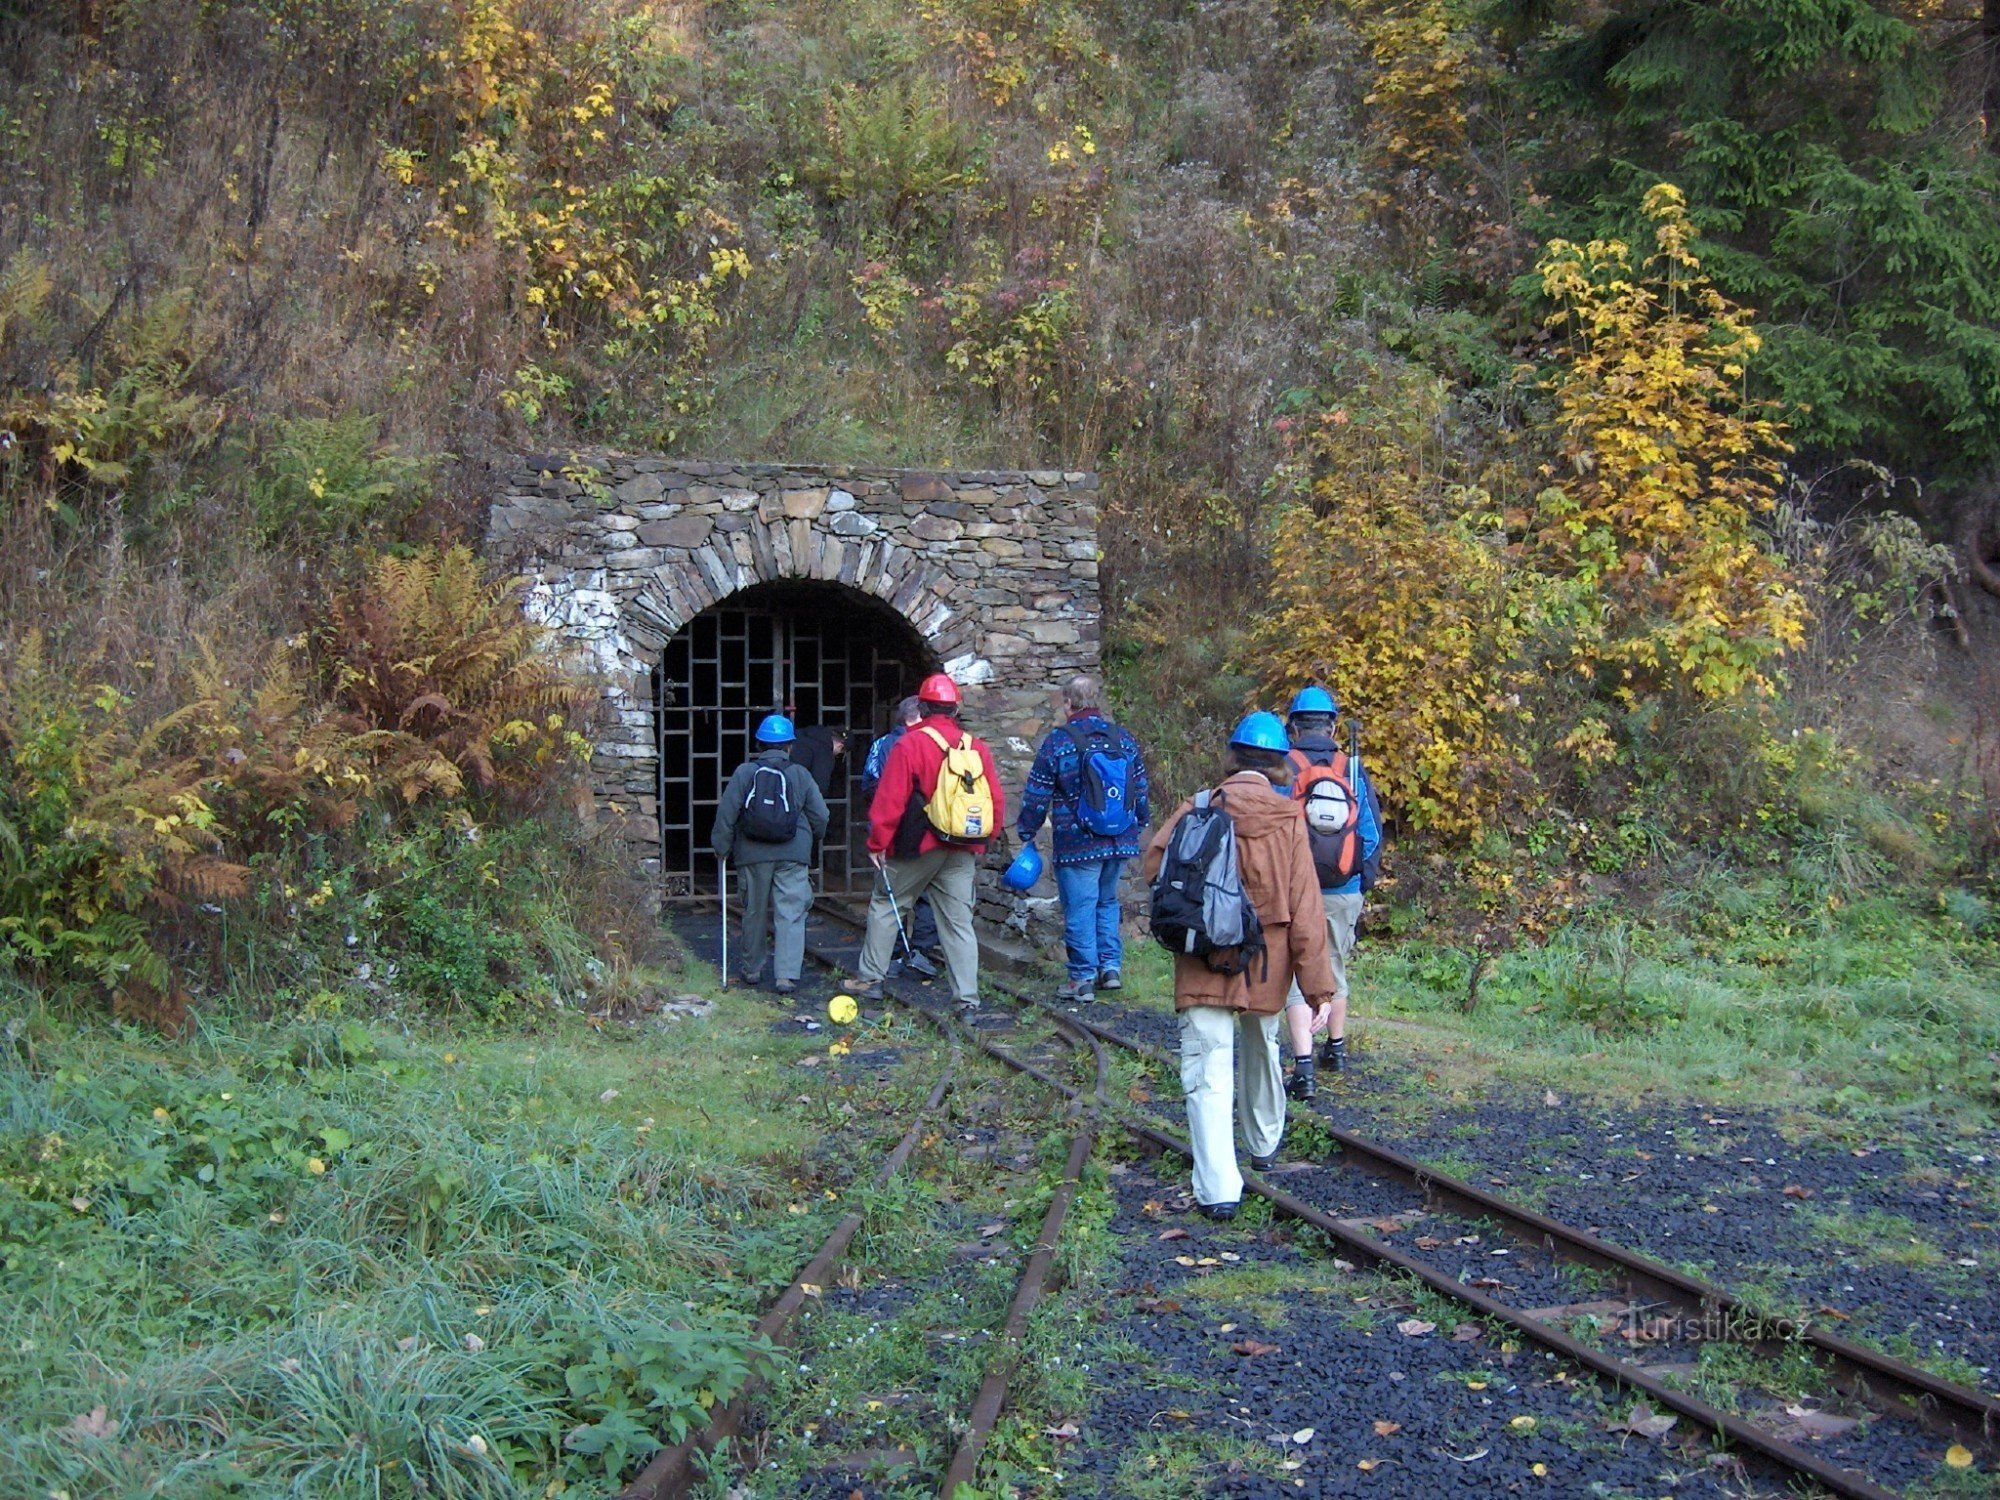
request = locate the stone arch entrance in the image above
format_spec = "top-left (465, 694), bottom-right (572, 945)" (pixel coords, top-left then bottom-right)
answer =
top-left (653, 579), bottom-right (937, 896)
top-left (490, 456), bottom-right (1103, 909)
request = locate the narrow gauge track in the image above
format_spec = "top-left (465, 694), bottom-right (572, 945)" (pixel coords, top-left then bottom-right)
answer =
top-left (616, 1022), bottom-right (964, 1500)
top-left (625, 906), bottom-right (1109, 1500)
top-left (806, 897), bottom-right (1998, 1500)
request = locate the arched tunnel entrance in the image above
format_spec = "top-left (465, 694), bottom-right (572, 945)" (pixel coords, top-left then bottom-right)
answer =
top-left (652, 580), bottom-right (939, 898)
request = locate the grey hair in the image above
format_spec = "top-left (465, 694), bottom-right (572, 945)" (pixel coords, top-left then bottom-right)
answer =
top-left (1063, 674), bottom-right (1103, 712)
top-left (897, 695), bottom-right (923, 725)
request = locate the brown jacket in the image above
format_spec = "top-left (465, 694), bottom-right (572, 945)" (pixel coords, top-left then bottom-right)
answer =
top-left (1142, 771), bottom-right (1337, 1015)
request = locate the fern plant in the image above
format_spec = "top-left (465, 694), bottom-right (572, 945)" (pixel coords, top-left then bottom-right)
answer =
top-left (0, 635), bottom-right (244, 1001)
top-left (320, 546), bottom-right (592, 805)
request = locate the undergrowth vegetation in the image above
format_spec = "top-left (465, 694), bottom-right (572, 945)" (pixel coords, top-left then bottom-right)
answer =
top-left (0, 982), bottom-right (891, 1497)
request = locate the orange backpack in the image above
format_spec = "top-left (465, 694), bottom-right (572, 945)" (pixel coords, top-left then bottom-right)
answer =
top-left (1288, 747), bottom-right (1362, 888)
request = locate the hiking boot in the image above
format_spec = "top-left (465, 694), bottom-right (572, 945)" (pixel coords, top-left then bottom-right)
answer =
top-left (1286, 1063), bottom-right (1317, 1102)
top-left (773, 979), bottom-right (796, 995)
top-left (1055, 977), bottom-right (1095, 1003)
top-left (1322, 1035), bottom-right (1349, 1072)
top-left (853, 981), bottom-right (885, 1003)
top-left (905, 950), bottom-right (940, 979)
top-left (1096, 970), bottom-right (1123, 991)
top-left (1196, 1201), bottom-right (1239, 1222)
top-left (1250, 1138), bottom-right (1282, 1173)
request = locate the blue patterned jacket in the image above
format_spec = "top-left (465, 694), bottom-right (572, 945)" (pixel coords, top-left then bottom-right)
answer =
top-left (1016, 713), bottom-right (1151, 866)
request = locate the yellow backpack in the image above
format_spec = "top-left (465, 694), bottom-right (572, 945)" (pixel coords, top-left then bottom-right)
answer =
top-left (919, 726), bottom-right (995, 843)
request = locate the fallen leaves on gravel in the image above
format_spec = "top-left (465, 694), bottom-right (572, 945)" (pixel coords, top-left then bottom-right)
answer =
top-left (1372, 1420), bottom-right (1401, 1437)
top-left (1613, 1400), bottom-right (1678, 1439)
top-left (1133, 1296), bottom-right (1180, 1313)
top-left (1042, 1422), bottom-right (1079, 1440)
top-left (1291, 1427), bottom-right (1316, 1444)
top-left (1453, 1324), bottom-right (1484, 1343)
top-left (1782, 1184), bottom-right (1813, 1199)
top-left (1231, 1338), bottom-right (1280, 1357)
top-left (1395, 1318), bottom-right (1436, 1337)
top-left (979, 1223), bottom-right (1006, 1238)
top-left (1175, 1255), bottom-right (1220, 1267)
top-left (1159, 1227), bottom-right (1189, 1241)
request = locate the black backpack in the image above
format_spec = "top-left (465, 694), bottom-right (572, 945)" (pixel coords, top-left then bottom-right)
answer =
top-left (741, 764), bottom-right (800, 843)
top-left (1148, 789), bottom-right (1267, 977)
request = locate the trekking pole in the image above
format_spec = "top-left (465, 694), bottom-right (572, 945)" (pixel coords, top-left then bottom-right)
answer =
top-left (719, 856), bottom-right (730, 990)
top-left (877, 861), bottom-right (915, 961)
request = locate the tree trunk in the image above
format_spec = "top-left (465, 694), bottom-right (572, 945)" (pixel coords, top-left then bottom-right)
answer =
top-left (1959, 484), bottom-right (2000, 601)
top-left (1987, 0), bottom-right (2000, 153)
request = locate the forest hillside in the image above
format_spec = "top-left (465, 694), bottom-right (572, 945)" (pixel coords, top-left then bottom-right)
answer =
top-left (1, 0), bottom-right (1996, 1018)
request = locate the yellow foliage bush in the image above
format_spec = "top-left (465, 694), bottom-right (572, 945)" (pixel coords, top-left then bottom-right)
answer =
top-left (1250, 373), bottom-right (1527, 838)
top-left (1532, 184), bottom-right (1807, 704)
top-left (395, 0), bottom-right (748, 422)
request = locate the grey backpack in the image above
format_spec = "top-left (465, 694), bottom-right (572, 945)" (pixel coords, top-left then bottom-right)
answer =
top-left (1148, 789), bottom-right (1267, 976)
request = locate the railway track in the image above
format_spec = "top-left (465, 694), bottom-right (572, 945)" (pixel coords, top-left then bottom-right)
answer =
top-left (622, 908), bottom-right (1109, 1500)
top-left (793, 896), bottom-right (1998, 1500)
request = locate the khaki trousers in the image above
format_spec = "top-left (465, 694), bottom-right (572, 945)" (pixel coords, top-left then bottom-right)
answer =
top-left (1285, 890), bottom-right (1363, 1007)
top-left (1179, 1005), bottom-right (1286, 1208)
top-left (859, 848), bottom-right (980, 1004)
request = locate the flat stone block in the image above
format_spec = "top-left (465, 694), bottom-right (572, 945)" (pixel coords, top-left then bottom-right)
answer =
top-left (637, 515), bottom-right (715, 548)
top-left (615, 472), bottom-right (667, 506)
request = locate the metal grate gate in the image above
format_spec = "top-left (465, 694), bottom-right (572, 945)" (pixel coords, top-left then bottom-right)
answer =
top-left (653, 583), bottom-right (933, 899)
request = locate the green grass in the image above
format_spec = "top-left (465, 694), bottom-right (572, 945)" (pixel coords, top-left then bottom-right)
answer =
top-left (1117, 882), bottom-right (2000, 1126)
top-left (0, 960), bottom-right (940, 1499)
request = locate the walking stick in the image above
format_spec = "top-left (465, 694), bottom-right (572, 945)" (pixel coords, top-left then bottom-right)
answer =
top-left (877, 861), bottom-right (914, 961)
top-left (719, 855), bottom-right (730, 990)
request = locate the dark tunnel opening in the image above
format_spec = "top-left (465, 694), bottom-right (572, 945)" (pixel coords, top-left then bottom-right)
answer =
top-left (652, 580), bottom-right (940, 898)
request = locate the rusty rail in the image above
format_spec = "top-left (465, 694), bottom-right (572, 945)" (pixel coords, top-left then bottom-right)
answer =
top-left (615, 1027), bottom-right (961, 1500)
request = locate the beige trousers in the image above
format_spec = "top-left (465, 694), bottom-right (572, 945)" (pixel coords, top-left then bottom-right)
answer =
top-left (859, 848), bottom-right (980, 1005)
top-left (1179, 1005), bottom-right (1286, 1208)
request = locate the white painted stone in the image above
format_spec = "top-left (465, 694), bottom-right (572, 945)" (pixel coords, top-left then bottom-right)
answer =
top-left (944, 654), bottom-right (997, 686)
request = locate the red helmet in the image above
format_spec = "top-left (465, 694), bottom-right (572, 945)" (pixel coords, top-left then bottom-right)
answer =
top-left (918, 672), bottom-right (961, 707)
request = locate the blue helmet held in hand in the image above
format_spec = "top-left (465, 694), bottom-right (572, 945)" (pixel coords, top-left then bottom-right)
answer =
top-left (1229, 711), bottom-right (1290, 754)
top-left (1002, 839), bottom-right (1044, 892)
top-left (755, 713), bottom-right (796, 745)
top-left (1288, 685), bottom-right (1337, 718)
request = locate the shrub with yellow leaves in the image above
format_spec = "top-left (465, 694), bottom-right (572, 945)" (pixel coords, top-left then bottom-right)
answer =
top-left (1249, 365), bottom-right (1529, 839)
top-left (1532, 183), bottom-right (1807, 706)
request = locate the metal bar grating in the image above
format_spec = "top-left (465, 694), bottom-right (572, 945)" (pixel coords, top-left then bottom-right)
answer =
top-left (653, 584), bottom-right (934, 899)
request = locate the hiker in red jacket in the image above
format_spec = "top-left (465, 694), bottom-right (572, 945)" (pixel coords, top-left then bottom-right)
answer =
top-left (856, 673), bottom-right (1003, 1009)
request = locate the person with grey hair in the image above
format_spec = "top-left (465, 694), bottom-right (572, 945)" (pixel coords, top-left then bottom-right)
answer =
top-left (1016, 674), bottom-right (1151, 1002)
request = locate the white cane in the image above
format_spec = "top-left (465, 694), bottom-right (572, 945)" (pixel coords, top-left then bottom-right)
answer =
top-left (719, 856), bottom-right (730, 990)
top-left (877, 861), bottom-right (914, 961)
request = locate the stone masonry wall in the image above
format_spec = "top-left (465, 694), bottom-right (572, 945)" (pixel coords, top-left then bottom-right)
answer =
top-left (487, 455), bottom-right (1102, 932)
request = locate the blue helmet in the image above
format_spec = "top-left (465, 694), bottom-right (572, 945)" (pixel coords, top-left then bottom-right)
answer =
top-left (1002, 839), bottom-right (1044, 892)
top-left (1288, 685), bottom-right (1337, 718)
top-left (1229, 711), bottom-right (1291, 754)
top-left (755, 713), bottom-right (796, 745)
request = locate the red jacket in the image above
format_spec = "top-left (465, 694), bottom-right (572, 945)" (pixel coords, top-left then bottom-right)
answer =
top-left (866, 714), bottom-right (1006, 857)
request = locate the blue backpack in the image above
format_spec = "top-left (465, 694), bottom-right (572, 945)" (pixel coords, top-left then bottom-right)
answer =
top-left (1062, 722), bottom-right (1136, 837)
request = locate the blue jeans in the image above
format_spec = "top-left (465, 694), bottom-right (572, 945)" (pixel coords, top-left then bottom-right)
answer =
top-left (1055, 858), bottom-right (1124, 982)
